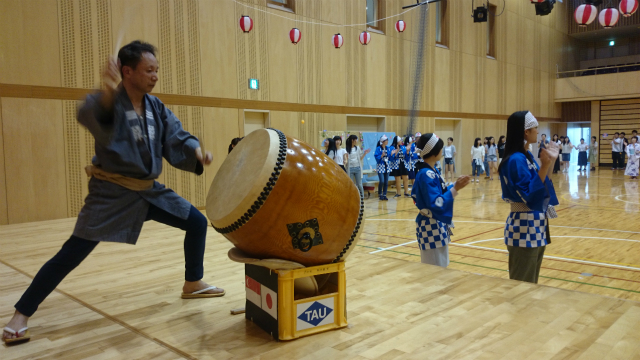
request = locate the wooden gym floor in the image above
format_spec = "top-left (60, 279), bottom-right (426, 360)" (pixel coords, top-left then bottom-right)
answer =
top-left (1, 167), bottom-right (640, 359)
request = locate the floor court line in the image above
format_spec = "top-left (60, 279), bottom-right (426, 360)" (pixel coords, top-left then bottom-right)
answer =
top-left (466, 236), bottom-right (640, 245)
top-left (365, 219), bottom-right (640, 235)
top-left (451, 243), bottom-right (640, 271)
top-left (358, 236), bottom-right (640, 274)
top-left (361, 234), bottom-right (640, 270)
top-left (357, 245), bottom-right (640, 295)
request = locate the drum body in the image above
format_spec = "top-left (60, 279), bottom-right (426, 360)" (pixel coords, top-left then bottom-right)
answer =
top-left (206, 129), bottom-right (363, 266)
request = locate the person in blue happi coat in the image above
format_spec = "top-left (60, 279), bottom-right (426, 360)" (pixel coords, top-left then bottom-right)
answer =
top-left (498, 111), bottom-right (560, 284)
top-left (412, 133), bottom-right (471, 267)
top-left (374, 135), bottom-right (393, 201)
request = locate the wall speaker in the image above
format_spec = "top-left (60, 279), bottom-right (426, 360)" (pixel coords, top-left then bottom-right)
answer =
top-left (535, 0), bottom-right (556, 16)
top-left (473, 6), bottom-right (488, 22)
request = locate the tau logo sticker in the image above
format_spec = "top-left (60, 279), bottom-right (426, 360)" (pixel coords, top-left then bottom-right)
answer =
top-left (296, 298), bottom-right (334, 330)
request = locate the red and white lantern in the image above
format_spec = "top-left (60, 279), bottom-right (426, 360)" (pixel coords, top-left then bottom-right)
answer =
top-left (619, 0), bottom-right (638, 17)
top-left (289, 28), bottom-right (301, 44)
top-left (359, 31), bottom-right (371, 45)
top-left (239, 15), bottom-right (253, 33)
top-left (574, 4), bottom-right (597, 27)
top-left (395, 20), bottom-right (406, 32)
top-left (332, 33), bottom-right (343, 48)
top-left (530, 0), bottom-right (545, 2)
top-left (598, 8), bottom-right (620, 28)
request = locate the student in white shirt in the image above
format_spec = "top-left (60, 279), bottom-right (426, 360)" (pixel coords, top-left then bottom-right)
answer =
top-left (345, 135), bottom-right (371, 198)
top-left (561, 137), bottom-right (572, 173)
top-left (574, 138), bottom-right (589, 172)
top-left (589, 136), bottom-right (598, 171)
top-left (487, 136), bottom-right (498, 180)
top-left (333, 135), bottom-right (347, 172)
top-left (471, 138), bottom-right (485, 183)
top-left (611, 132), bottom-right (624, 170)
top-left (443, 137), bottom-right (456, 185)
top-left (625, 136), bottom-right (640, 179)
top-left (324, 138), bottom-right (337, 161)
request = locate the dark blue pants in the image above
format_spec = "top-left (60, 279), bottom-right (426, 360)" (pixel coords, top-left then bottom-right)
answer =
top-left (378, 172), bottom-right (389, 196)
top-left (15, 204), bottom-right (207, 317)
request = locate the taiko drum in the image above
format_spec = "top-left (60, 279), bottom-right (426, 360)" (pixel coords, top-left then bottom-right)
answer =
top-left (206, 129), bottom-right (363, 267)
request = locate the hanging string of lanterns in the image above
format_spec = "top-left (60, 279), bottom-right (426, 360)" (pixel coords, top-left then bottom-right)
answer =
top-left (573, 0), bottom-right (637, 28)
top-left (237, 16), bottom-right (408, 47)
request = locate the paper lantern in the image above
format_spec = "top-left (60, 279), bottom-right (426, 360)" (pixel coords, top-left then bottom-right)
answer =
top-left (359, 31), bottom-right (371, 45)
top-left (574, 4), bottom-right (597, 26)
top-left (239, 16), bottom-right (253, 33)
top-left (619, 0), bottom-right (638, 17)
top-left (289, 28), bottom-right (301, 44)
top-left (395, 20), bottom-right (406, 32)
top-left (598, 8), bottom-right (620, 28)
top-left (332, 33), bottom-right (343, 48)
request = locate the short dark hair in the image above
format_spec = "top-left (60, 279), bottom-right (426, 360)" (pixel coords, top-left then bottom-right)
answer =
top-left (118, 40), bottom-right (157, 77)
top-left (448, 137), bottom-right (453, 141)
top-left (541, 134), bottom-right (547, 137)
top-left (615, 132), bottom-right (620, 135)
top-left (621, 132), bottom-right (626, 135)
top-left (633, 130), bottom-right (638, 133)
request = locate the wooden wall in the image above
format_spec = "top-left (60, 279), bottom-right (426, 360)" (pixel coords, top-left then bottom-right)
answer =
top-left (594, 98), bottom-right (640, 166)
top-left (0, 0), bottom-right (574, 224)
top-left (555, 71), bottom-right (640, 102)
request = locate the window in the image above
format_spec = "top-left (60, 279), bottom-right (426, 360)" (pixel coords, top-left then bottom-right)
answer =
top-left (267, 0), bottom-right (294, 13)
top-left (486, 4), bottom-right (496, 58)
top-left (435, 0), bottom-right (449, 47)
top-left (366, 0), bottom-right (385, 33)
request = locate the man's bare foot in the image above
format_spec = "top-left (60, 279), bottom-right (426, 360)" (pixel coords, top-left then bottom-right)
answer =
top-left (2, 310), bottom-right (29, 341)
top-left (182, 280), bottom-right (225, 295)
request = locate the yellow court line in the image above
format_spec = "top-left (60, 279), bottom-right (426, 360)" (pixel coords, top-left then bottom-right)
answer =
top-left (472, 243), bottom-right (640, 268)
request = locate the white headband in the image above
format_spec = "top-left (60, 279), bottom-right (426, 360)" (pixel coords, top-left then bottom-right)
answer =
top-left (420, 134), bottom-right (440, 158)
top-left (380, 135), bottom-right (388, 142)
top-left (415, 132), bottom-right (422, 137)
top-left (525, 112), bottom-right (538, 130)
top-left (396, 136), bottom-right (402, 143)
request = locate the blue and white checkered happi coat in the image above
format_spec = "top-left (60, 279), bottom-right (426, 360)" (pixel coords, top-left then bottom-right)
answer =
top-left (389, 158), bottom-right (400, 170)
top-left (377, 160), bottom-right (392, 173)
top-left (416, 217), bottom-right (450, 250)
top-left (505, 212), bottom-right (548, 248)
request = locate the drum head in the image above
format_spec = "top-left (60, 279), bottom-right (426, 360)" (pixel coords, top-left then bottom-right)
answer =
top-left (206, 129), bottom-right (280, 228)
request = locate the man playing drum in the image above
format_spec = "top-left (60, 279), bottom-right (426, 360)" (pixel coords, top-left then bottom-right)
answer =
top-left (3, 41), bottom-right (224, 344)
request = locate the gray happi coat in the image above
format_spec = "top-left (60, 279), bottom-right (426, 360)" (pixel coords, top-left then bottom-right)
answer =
top-left (74, 87), bottom-right (203, 244)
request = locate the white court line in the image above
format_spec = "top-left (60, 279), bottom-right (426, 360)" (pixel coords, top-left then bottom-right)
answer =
top-left (365, 219), bottom-right (640, 235)
top-left (615, 194), bottom-right (640, 205)
top-left (369, 240), bottom-right (416, 254)
top-left (450, 243), bottom-right (640, 271)
top-left (466, 236), bottom-right (640, 245)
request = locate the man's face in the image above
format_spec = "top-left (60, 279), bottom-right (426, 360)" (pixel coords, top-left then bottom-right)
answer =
top-left (123, 52), bottom-right (159, 94)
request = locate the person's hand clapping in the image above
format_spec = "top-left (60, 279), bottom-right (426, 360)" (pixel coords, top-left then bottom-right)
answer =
top-left (540, 141), bottom-right (559, 166)
top-left (103, 57), bottom-right (120, 94)
top-left (195, 147), bottom-right (213, 166)
top-left (364, 148), bottom-right (371, 155)
top-left (454, 175), bottom-right (471, 191)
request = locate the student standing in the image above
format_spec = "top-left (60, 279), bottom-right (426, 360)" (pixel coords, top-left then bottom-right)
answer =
top-left (497, 136), bottom-right (506, 164)
top-left (561, 137), bottom-right (572, 172)
top-left (333, 136), bottom-right (347, 172)
top-left (324, 138), bottom-right (337, 162)
top-left (443, 137), bottom-right (457, 185)
top-left (575, 139), bottom-right (589, 172)
top-left (551, 134), bottom-right (561, 174)
top-left (345, 135), bottom-right (370, 198)
top-left (625, 136), bottom-right (640, 179)
top-left (412, 134), bottom-right (471, 267)
top-left (471, 138), bottom-right (485, 183)
top-left (390, 136), bottom-right (409, 197)
top-left (483, 137), bottom-right (491, 179)
top-left (611, 132), bottom-right (623, 170)
top-left (487, 137), bottom-right (498, 181)
top-left (374, 135), bottom-right (392, 200)
top-left (499, 111), bottom-right (559, 284)
top-left (589, 136), bottom-right (598, 171)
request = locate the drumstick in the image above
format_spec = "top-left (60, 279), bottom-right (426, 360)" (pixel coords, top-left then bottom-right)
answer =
top-left (230, 307), bottom-right (246, 315)
top-left (113, 1), bottom-right (141, 58)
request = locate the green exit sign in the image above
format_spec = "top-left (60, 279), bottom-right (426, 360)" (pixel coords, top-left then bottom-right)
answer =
top-left (248, 79), bottom-right (259, 90)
